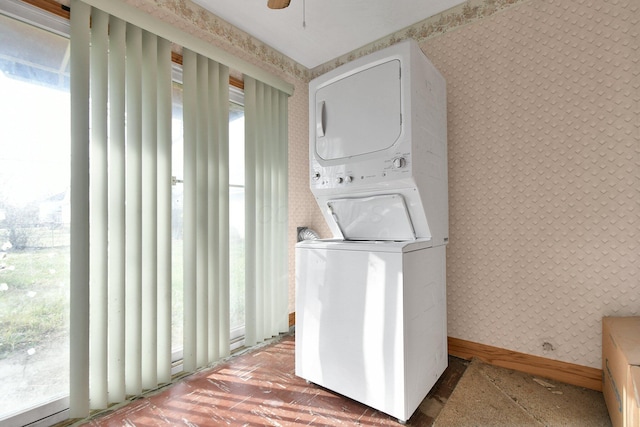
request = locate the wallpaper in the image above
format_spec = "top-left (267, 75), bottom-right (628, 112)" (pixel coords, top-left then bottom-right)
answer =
top-left (420, 0), bottom-right (639, 368)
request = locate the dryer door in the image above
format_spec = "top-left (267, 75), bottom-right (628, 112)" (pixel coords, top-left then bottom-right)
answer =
top-left (314, 59), bottom-right (402, 161)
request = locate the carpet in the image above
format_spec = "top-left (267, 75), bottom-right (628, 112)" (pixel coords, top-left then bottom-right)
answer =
top-left (433, 358), bottom-right (611, 427)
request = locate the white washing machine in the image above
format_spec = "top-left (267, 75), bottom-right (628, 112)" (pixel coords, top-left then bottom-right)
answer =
top-left (296, 239), bottom-right (446, 422)
top-left (295, 40), bottom-right (448, 423)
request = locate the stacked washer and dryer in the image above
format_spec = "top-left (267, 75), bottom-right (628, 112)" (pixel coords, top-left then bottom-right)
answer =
top-left (295, 39), bottom-right (448, 423)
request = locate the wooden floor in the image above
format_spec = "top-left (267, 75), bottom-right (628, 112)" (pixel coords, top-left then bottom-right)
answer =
top-left (81, 334), bottom-right (468, 426)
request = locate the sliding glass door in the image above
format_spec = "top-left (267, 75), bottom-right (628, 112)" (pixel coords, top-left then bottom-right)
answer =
top-left (0, 8), bottom-right (71, 424)
top-left (1, 2), bottom-right (248, 423)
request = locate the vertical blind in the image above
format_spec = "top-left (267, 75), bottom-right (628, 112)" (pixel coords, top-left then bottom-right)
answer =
top-left (70, 0), bottom-right (173, 415)
top-left (244, 77), bottom-right (290, 346)
top-left (182, 49), bottom-right (231, 372)
top-left (70, 0), bottom-right (290, 418)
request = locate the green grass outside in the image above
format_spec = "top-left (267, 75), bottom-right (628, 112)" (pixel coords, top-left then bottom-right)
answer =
top-left (0, 246), bottom-right (69, 358)
top-left (0, 231), bottom-right (244, 360)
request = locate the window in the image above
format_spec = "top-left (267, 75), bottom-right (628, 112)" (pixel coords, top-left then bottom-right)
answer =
top-left (0, 1), bottom-right (247, 423)
top-left (0, 4), bottom-right (71, 425)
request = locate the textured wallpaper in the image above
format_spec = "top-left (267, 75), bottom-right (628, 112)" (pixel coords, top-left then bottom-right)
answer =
top-left (420, 0), bottom-right (639, 368)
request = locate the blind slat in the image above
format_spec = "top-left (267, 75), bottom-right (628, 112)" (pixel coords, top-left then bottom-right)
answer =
top-left (69, 0), bottom-right (91, 416)
top-left (255, 83), bottom-right (265, 343)
top-left (278, 91), bottom-right (289, 332)
top-left (107, 15), bottom-right (127, 404)
top-left (182, 48), bottom-right (198, 373)
top-left (270, 89), bottom-right (279, 337)
top-left (196, 54), bottom-right (209, 368)
top-left (217, 64), bottom-right (231, 358)
top-left (125, 23), bottom-right (143, 397)
top-left (141, 29), bottom-right (159, 390)
top-left (244, 77), bottom-right (257, 347)
top-left (207, 61), bottom-right (220, 360)
top-left (157, 36), bottom-right (173, 384)
top-left (263, 86), bottom-right (273, 336)
top-left (89, 9), bottom-right (109, 410)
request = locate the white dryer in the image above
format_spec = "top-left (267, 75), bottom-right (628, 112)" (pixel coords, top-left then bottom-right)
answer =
top-left (295, 39), bottom-right (448, 423)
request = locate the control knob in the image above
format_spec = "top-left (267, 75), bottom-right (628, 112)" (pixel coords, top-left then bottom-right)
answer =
top-left (392, 157), bottom-right (406, 169)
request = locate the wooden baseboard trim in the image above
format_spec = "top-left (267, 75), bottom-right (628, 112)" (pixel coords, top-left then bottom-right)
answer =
top-left (448, 336), bottom-right (603, 392)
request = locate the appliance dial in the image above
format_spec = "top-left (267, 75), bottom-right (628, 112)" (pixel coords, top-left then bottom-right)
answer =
top-left (336, 177), bottom-right (344, 184)
top-left (312, 171), bottom-right (321, 180)
top-left (392, 157), bottom-right (406, 169)
top-left (344, 175), bottom-right (353, 183)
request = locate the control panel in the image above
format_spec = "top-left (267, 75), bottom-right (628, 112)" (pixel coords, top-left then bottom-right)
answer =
top-left (310, 151), bottom-right (412, 192)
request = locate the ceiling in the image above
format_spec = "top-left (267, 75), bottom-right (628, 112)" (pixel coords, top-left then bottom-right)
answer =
top-left (190, 0), bottom-right (466, 70)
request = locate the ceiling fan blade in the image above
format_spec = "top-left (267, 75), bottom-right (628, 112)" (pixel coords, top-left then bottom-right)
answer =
top-left (267, 0), bottom-right (291, 9)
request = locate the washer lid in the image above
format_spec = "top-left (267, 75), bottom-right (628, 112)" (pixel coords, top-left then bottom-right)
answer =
top-left (296, 238), bottom-right (433, 252)
top-left (327, 194), bottom-right (415, 241)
